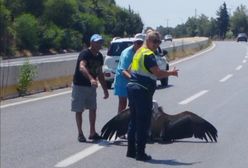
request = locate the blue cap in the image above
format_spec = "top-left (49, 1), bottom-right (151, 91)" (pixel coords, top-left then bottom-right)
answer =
top-left (90, 34), bottom-right (103, 42)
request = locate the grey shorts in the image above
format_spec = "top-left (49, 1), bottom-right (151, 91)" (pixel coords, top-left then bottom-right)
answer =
top-left (71, 85), bottom-right (97, 112)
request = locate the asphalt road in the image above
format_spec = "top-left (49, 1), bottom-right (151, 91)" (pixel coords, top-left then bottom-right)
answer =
top-left (1, 41), bottom-right (248, 168)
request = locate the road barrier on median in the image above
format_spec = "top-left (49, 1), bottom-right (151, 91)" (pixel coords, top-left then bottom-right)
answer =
top-left (0, 37), bottom-right (210, 100)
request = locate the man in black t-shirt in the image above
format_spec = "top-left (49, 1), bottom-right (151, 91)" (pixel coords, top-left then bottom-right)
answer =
top-left (71, 34), bottom-right (109, 142)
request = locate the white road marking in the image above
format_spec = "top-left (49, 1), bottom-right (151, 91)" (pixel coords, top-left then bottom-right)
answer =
top-left (219, 74), bottom-right (233, 82)
top-left (245, 55), bottom-right (248, 59)
top-left (55, 137), bottom-right (119, 167)
top-left (179, 90), bottom-right (209, 105)
top-left (55, 141), bottom-right (109, 167)
top-left (170, 42), bottom-right (216, 66)
top-left (242, 60), bottom-right (247, 63)
top-left (0, 90), bottom-right (71, 109)
top-left (235, 65), bottom-right (243, 71)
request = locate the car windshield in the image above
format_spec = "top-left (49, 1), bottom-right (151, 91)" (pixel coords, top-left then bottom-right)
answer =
top-left (238, 33), bottom-right (247, 37)
top-left (107, 41), bottom-right (133, 56)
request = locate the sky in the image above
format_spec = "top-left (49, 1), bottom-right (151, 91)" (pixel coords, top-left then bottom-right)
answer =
top-left (115, 0), bottom-right (247, 28)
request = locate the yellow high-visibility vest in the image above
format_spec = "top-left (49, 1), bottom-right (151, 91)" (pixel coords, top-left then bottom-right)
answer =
top-left (131, 47), bottom-right (157, 80)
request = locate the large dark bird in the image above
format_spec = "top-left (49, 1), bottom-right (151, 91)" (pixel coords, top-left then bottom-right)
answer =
top-left (101, 101), bottom-right (218, 142)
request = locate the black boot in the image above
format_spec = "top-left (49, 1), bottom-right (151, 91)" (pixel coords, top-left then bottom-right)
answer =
top-left (136, 152), bottom-right (152, 161)
top-left (136, 148), bottom-right (152, 161)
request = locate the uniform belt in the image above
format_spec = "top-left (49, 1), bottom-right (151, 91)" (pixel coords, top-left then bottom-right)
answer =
top-left (127, 82), bottom-right (148, 90)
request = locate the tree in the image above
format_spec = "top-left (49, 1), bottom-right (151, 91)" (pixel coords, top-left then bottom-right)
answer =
top-left (197, 14), bottom-right (212, 37)
top-left (0, 1), bottom-right (15, 56)
top-left (3, 0), bottom-right (25, 18)
top-left (39, 24), bottom-right (64, 51)
top-left (15, 13), bottom-right (39, 51)
top-left (125, 8), bottom-right (143, 35)
top-left (185, 17), bottom-right (198, 36)
top-left (43, 0), bottom-right (78, 28)
top-left (216, 2), bottom-right (230, 39)
top-left (79, 13), bottom-right (104, 46)
top-left (22, 0), bottom-right (44, 17)
top-left (230, 5), bottom-right (248, 36)
top-left (209, 18), bottom-right (219, 38)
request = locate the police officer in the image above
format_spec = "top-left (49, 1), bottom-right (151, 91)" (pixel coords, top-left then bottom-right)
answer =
top-left (126, 31), bottom-right (179, 161)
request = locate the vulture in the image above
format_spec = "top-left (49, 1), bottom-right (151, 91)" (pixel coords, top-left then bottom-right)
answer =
top-left (101, 101), bottom-right (218, 142)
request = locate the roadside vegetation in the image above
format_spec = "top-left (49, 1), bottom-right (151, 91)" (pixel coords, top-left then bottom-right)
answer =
top-left (0, 0), bottom-right (143, 58)
top-left (0, 1), bottom-right (247, 58)
top-left (17, 59), bottom-right (37, 96)
top-left (157, 3), bottom-right (248, 40)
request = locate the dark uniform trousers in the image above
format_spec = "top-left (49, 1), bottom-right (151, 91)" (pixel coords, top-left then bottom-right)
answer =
top-left (127, 83), bottom-right (153, 155)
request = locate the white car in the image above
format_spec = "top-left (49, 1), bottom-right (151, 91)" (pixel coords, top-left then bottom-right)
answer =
top-left (103, 38), bottom-right (169, 89)
top-left (164, 34), bottom-right (173, 42)
top-left (103, 38), bottom-right (134, 89)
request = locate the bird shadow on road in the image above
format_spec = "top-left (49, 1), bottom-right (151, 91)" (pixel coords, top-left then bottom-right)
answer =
top-left (148, 159), bottom-right (201, 166)
top-left (97, 140), bottom-right (202, 166)
top-left (105, 139), bottom-right (211, 146)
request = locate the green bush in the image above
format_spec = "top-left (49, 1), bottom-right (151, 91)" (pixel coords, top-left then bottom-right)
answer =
top-left (0, 2), bottom-right (16, 57)
top-left (39, 24), bottom-right (64, 51)
top-left (15, 13), bottom-right (39, 51)
top-left (61, 29), bottom-right (82, 51)
top-left (17, 59), bottom-right (37, 96)
top-left (44, 0), bottom-right (77, 28)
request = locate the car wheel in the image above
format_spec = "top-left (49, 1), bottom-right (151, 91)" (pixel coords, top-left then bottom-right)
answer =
top-left (106, 81), bottom-right (112, 89)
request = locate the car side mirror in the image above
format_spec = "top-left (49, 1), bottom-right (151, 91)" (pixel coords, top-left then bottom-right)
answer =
top-left (162, 49), bottom-right (168, 56)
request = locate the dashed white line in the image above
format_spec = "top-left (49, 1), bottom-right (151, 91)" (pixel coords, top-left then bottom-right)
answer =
top-left (219, 74), bottom-right (233, 82)
top-left (179, 90), bottom-right (209, 105)
top-left (242, 60), bottom-right (247, 63)
top-left (55, 141), bottom-right (109, 167)
top-left (235, 65), bottom-right (243, 71)
top-left (0, 90), bottom-right (71, 109)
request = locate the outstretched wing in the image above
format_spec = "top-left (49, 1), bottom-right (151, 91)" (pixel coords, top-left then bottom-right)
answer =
top-left (101, 108), bottom-right (131, 140)
top-left (163, 111), bottom-right (218, 142)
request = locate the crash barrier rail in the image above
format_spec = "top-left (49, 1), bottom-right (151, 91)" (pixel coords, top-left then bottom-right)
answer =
top-left (0, 37), bottom-right (210, 100)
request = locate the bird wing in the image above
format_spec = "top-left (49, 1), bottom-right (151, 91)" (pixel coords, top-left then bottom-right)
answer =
top-left (164, 111), bottom-right (218, 142)
top-left (101, 108), bottom-right (131, 140)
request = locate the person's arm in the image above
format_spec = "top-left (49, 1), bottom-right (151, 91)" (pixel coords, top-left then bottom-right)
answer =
top-left (150, 66), bottom-right (179, 79)
top-left (122, 69), bottom-right (131, 79)
top-left (79, 60), bottom-right (98, 87)
top-left (98, 67), bottom-right (109, 99)
top-left (120, 51), bottom-right (133, 79)
top-left (145, 54), bottom-right (179, 79)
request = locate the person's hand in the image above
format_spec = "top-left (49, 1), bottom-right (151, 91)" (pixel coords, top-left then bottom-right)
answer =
top-left (171, 67), bottom-right (179, 77)
top-left (90, 79), bottom-right (98, 87)
top-left (103, 89), bottom-right (109, 99)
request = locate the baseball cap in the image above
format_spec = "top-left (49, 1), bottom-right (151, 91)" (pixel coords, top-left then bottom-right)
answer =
top-left (134, 33), bottom-right (146, 42)
top-left (90, 34), bottom-right (103, 42)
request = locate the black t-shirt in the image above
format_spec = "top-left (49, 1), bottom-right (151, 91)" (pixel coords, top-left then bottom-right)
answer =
top-left (73, 49), bottom-right (104, 86)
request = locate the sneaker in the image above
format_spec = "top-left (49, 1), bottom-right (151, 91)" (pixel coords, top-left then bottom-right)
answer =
top-left (78, 134), bottom-right (86, 142)
top-left (136, 153), bottom-right (152, 161)
top-left (88, 133), bottom-right (102, 140)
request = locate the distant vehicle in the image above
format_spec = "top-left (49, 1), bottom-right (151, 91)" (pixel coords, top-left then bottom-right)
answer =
top-left (164, 34), bottom-right (173, 42)
top-left (237, 33), bottom-right (247, 42)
